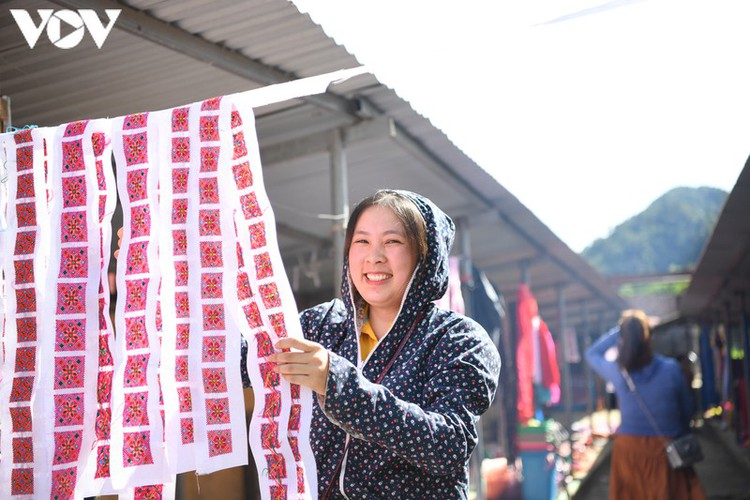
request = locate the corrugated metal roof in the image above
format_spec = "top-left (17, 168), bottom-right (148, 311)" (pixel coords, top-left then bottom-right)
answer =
top-left (0, 0), bottom-right (628, 329)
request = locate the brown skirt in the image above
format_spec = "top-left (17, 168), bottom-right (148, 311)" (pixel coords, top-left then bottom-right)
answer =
top-left (610, 434), bottom-right (706, 500)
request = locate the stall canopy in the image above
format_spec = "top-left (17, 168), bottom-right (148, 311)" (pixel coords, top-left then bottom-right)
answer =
top-left (1, 0), bottom-right (628, 330)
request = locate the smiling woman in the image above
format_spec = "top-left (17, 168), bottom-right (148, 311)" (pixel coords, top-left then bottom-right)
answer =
top-left (264, 189), bottom-right (501, 498)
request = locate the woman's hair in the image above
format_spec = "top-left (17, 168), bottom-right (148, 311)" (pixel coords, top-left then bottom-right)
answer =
top-left (344, 190), bottom-right (428, 263)
top-left (617, 309), bottom-right (654, 371)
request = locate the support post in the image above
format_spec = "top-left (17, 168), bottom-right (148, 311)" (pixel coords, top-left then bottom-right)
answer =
top-left (557, 284), bottom-right (572, 426)
top-left (330, 129), bottom-right (348, 298)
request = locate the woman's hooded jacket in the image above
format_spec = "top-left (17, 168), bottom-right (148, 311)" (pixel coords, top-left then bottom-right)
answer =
top-left (301, 190), bottom-right (501, 498)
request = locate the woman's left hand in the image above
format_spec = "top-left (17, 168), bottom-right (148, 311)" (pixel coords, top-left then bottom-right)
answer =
top-left (268, 337), bottom-right (330, 395)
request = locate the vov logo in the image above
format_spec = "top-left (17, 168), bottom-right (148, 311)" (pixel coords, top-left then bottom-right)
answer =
top-left (10, 9), bottom-right (121, 49)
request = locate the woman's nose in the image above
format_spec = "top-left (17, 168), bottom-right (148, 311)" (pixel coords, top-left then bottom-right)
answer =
top-left (366, 243), bottom-right (385, 263)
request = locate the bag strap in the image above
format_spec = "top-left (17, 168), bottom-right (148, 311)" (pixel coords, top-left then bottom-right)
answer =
top-left (322, 309), bottom-right (426, 499)
top-left (619, 368), bottom-right (671, 445)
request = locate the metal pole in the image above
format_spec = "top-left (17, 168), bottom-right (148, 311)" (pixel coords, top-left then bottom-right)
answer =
top-left (330, 129), bottom-right (348, 299)
top-left (557, 285), bottom-right (572, 427)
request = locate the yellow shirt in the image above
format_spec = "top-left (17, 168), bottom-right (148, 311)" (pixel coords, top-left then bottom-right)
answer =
top-left (360, 320), bottom-right (378, 361)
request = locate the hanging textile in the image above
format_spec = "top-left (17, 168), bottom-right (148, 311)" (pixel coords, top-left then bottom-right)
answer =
top-left (0, 65), bottom-right (370, 498)
top-left (515, 283), bottom-right (561, 424)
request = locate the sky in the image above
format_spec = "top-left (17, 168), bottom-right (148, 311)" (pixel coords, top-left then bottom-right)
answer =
top-left (291, 0), bottom-right (750, 252)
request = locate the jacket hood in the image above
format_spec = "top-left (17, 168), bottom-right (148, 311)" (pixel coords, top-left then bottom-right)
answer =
top-left (341, 190), bottom-right (456, 321)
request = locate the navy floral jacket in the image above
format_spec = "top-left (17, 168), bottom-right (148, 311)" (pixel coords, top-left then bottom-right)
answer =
top-left (302, 191), bottom-right (501, 498)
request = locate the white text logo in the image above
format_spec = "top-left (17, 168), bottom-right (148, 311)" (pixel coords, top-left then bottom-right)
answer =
top-left (10, 9), bottom-right (121, 49)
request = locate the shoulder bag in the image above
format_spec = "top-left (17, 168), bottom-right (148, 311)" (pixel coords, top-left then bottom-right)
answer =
top-left (620, 368), bottom-right (703, 469)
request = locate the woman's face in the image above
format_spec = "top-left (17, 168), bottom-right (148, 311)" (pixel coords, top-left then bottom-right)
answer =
top-left (348, 205), bottom-right (418, 317)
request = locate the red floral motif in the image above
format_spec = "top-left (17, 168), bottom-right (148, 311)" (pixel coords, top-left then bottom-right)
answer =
top-left (125, 279), bottom-right (149, 312)
top-left (95, 445), bottom-right (111, 479)
top-left (199, 116), bottom-right (220, 141)
top-left (236, 242), bottom-right (245, 267)
top-left (124, 354), bottom-right (149, 388)
top-left (54, 430), bottom-right (82, 464)
top-left (62, 139), bottom-right (85, 171)
top-left (123, 113), bottom-right (148, 130)
top-left (202, 367), bottom-right (227, 393)
top-left (16, 145), bottom-right (33, 171)
top-left (13, 436), bottom-right (34, 463)
top-left (127, 169), bottom-right (149, 201)
top-left (172, 167), bottom-right (189, 193)
top-left (16, 172), bottom-right (35, 199)
top-left (16, 201), bottom-right (36, 227)
top-left (181, 418), bottom-right (194, 444)
top-left (134, 485), bottom-right (164, 500)
top-left (96, 407), bottom-right (112, 441)
top-left (266, 453), bottom-right (286, 480)
top-left (201, 97), bottom-right (222, 110)
top-left (233, 131), bottom-right (248, 160)
top-left (270, 485), bottom-right (287, 500)
top-left (10, 376), bottom-right (33, 402)
top-left (130, 205), bottom-right (151, 238)
top-left (202, 335), bottom-right (226, 362)
top-left (14, 259), bottom-right (34, 284)
top-left (259, 283), bottom-right (281, 309)
top-left (248, 221), bottom-right (267, 249)
top-left (200, 146), bottom-right (219, 172)
top-left (92, 131), bottom-right (108, 156)
top-left (175, 291), bottom-right (190, 318)
top-left (59, 247), bottom-right (88, 278)
top-left (50, 467), bottom-right (77, 498)
top-left (61, 210), bottom-right (87, 242)
top-left (175, 355), bottom-right (189, 381)
top-left (200, 241), bottom-right (223, 267)
top-left (205, 397), bottom-right (230, 425)
top-left (237, 272), bottom-right (251, 301)
top-left (97, 371), bottom-right (113, 406)
top-left (256, 331), bottom-right (275, 357)
top-left (201, 272), bottom-right (223, 299)
top-left (55, 356), bottom-right (85, 388)
top-left (64, 120), bottom-right (88, 137)
top-left (14, 346), bottom-right (36, 373)
top-left (125, 315), bottom-right (149, 349)
top-left (14, 230), bottom-right (36, 255)
top-left (202, 304), bottom-right (226, 331)
top-left (17, 317), bottom-right (37, 342)
top-left (269, 313), bottom-right (287, 338)
top-left (124, 391), bottom-right (149, 427)
top-left (240, 192), bottom-right (262, 219)
top-left (289, 404), bottom-right (301, 432)
top-left (98, 331), bottom-right (113, 364)
top-left (231, 108), bottom-right (243, 128)
top-left (177, 387), bottom-right (193, 412)
top-left (57, 283), bottom-right (86, 314)
top-left (232, 161), bottom-right (253, 189)
top-left (244, 301), bottom-right (262, 329)
top-left (207, 429), bottom-right (232, 457)
top-left (174, 261), bottom-right (189, 286)
top-left (297, 466), bottom-right (306, 494)
top-left (172, 107), bottom-right (189, 132)
top-left (10, 406), bottom-right (32, 432)
top-left (14, 128), bottom-right (33, 144)
top-left (261, 421), bottom-right (280, 450)
top-left (16, 288), bottom-right (37, 313)
top-left (126, 242), bottom-right (149, 275)
top-left (199, 209), bottom-right (221, 236)
top-left (289, 436), bottom-right (301, 462)
top-left (263, 390), bottom-right (281, 418)
top-left (172, 137), bottom-right (190, 164)
top-left (199, 177), bottom-right (219, 204)
top-left (123, 133), bottom-right (148, 166)
top-left (54, 392), bottom-right (83, 426)
top-left (123, 431), bottom-right (154, 466)
top-left (176, 323), bottom-right (190, 349)
top-left (290, 383), bottom-right (301, 399)
top-left (173, 229), bottom-right (187, 256)
top-left (259, 362), bottom-right (280, 389)
top-left (172, 198), bottom-right (188, 225)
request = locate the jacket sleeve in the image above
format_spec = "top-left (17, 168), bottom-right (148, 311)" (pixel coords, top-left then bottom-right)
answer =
top-left (584, 326), bottom-right (621, 384)
top-left (319, 323), bottom-right (501, 476)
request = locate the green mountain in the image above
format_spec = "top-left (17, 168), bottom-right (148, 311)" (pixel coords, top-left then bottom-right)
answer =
top-left (581, 187), bottom-right (728, 276)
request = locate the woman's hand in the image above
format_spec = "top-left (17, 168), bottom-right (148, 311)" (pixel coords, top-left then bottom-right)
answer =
top-left (268, 337), bottom-right (330, 395)
top-left (114, 227), bottom-right (123, 259)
